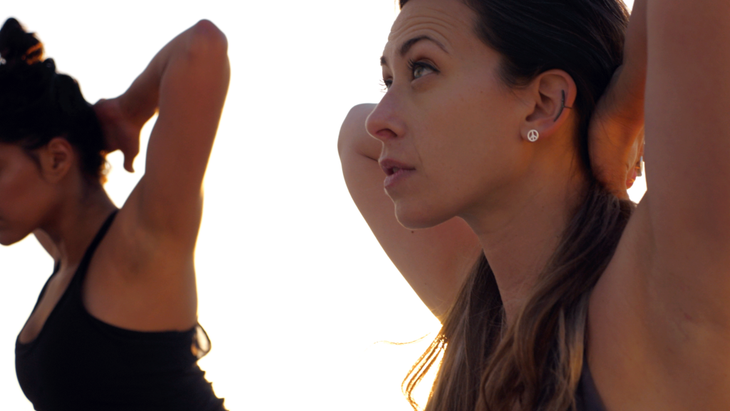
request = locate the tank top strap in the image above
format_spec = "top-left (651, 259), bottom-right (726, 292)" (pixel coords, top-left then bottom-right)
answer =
top-left (71, 210), bottom-right (118, 287)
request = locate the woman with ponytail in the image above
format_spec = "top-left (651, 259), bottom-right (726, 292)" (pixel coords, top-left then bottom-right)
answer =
top-left (0, 18), bottom-right (228, 410)
top-left (340, 0), bottom-right (730, 409)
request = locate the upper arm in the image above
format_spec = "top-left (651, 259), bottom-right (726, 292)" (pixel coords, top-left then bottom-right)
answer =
top-left (339, 104), bottom-right (481, 319)
top-left (565, 4), bottom-right (730, 408)
top-left (137, 21), bottom-right (230, 246)
top-left (642, 0), bottom-right (730, 323)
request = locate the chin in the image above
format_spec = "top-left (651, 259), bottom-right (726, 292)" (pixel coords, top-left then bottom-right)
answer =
top-left (0, 230), bottom-right (31, 247)
top-left (0, 238), bottom-right (19, 246)
top-left (394, 202), bottom-right (452, 230)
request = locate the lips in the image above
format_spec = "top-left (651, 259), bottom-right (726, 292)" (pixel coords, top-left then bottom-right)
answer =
top-left (379, 158), bottom-right (415, 189)
top-left (379, 158), bottom-right (415, 176)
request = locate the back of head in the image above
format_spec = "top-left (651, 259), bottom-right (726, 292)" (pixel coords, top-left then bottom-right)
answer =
top-left (0, 18), bottom-right (106, 183)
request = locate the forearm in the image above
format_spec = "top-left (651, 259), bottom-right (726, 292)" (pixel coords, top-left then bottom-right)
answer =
top-left (118, 21), bottom-right (228, 128)
top-left (611, 0), bottom-right (647, 128)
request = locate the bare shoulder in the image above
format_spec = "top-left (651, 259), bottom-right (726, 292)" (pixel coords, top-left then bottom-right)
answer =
top-left (81, 189), bottom-right (198, 332)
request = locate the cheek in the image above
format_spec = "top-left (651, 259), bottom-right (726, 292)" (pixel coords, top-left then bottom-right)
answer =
top-left (0, 168), bottom-right (48, 244)
top-left (416, 81), bottom-right (520, 179)
top-left (402, 81), bottom-right (524, 224)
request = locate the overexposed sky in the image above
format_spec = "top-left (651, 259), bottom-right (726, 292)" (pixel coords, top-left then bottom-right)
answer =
top-left (0, 1), bottom-right (636, 410)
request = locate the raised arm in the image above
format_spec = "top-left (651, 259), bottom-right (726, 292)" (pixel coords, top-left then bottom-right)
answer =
top-left (640, 0), bottom-right (730, 324)
top-left (339, 104), bottom-right (481, 319)
top-left (588, 0), bottom-right (646, 199)
top-left (97, 20), bottom-right (230, 247)
top-left (81, 22), bottom-right (229, 332)
top-left (589, 0), bottom-right (730, 408)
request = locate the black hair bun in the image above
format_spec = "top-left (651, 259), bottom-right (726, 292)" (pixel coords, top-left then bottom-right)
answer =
top-left (0, 17), bottom-right (44, 67)
top-left (0, 18), bottom-right (105, 181)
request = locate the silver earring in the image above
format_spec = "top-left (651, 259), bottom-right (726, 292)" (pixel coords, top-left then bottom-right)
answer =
top-left (527, 129), bottom-right (539, 142)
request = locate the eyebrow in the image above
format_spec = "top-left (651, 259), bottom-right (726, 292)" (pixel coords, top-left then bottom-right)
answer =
top-left (380, 35), bottom-right (448, 66)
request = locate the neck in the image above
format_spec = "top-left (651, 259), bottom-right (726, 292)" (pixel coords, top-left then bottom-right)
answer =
top-left (462, 167), bottom-right (587, 325)
top-left (35, 183), bottom-right (117, 271)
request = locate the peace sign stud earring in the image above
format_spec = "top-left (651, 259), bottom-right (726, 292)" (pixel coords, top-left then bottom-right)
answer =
top-left (527, 129), bottom-right (539, 142)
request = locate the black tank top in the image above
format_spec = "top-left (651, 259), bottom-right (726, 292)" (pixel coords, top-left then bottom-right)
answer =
top-left (575, 356), bottom-right (607, 411)
top-left (16, 212), bottom-right (226, 411)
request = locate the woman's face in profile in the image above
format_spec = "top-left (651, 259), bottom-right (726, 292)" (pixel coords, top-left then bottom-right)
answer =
top-left (0, 143), bottom-right (52, 246)
top-left (367, 0), bottom-right (532, 229)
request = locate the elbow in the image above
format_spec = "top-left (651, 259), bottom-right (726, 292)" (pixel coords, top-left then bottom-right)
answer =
top-left (187, 20), bottom-right (229, 62)
top-left (338, 103), bottom-right (377, 160)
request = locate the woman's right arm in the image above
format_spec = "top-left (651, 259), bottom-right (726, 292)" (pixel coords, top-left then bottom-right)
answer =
top-left (85, 21), bottom-right (229, 331)
top-left (96, 20), bottom-right (229, 246)
top-left (339, 104), bottom-right (481, 320)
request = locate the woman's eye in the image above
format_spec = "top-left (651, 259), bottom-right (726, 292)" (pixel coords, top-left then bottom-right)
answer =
top-left (413, 65), bottom-right (431, 79)
top-left (379, 61), bottom-right (436, 91)
top-left (409, 61), bottom-right (437, 80)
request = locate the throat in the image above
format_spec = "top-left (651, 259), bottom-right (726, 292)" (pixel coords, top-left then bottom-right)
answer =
top-left (39, 189), bottom-right (117, 270)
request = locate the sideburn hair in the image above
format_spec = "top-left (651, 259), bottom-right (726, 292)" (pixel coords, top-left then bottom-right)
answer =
top-left (396, 0), bottom-right (632, 410)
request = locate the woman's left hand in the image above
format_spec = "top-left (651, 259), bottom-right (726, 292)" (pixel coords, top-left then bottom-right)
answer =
top-left (93, 97), bottom-right (141, 173)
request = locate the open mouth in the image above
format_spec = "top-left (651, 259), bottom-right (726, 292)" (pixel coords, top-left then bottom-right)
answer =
top-left (385, 166), bottom-right (404, 176)
top-left (380, 159), bottom-right (414, 176)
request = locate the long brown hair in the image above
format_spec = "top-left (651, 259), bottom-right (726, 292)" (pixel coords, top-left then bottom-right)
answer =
top-left (396, 0), bottom-right (633, 410)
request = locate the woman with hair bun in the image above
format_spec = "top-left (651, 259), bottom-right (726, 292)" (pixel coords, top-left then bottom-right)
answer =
top-left (0, 17), bottom-right (229, 410)
top-left (340, 0), bottom-right (730, 409)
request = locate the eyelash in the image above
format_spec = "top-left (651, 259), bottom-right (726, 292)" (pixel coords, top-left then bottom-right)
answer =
top-left (407, 59), bottom-right (430, 76)
top-left (380, 60), bottom-right (438, 92)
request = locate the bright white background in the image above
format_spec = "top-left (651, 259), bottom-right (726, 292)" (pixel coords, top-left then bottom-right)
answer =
top-left (0, 1), bottom-right (637, 409)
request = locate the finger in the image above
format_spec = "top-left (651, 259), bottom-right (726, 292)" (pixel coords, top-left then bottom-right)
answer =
top-left (124, 155), bottom-right (135, 173)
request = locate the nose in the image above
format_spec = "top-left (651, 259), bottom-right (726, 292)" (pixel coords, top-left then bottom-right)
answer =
top-left (365, 91), bottom-right (405, 142)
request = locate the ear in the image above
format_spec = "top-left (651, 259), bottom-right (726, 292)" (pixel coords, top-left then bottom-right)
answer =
top-left (37, 137), bottom-right (76, 182)
top-left (520, 70), bottom-right (577, 143)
